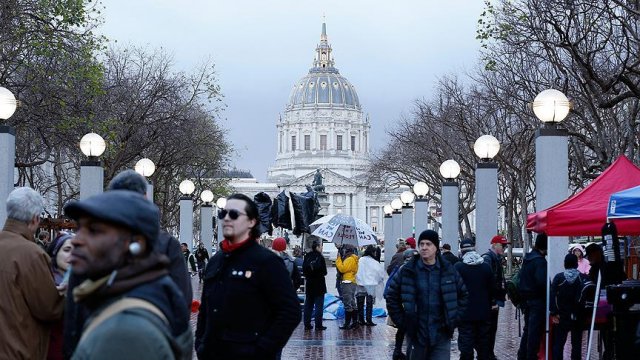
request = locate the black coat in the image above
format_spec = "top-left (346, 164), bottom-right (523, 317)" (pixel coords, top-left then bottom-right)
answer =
top-left (442, 251), bottom-right (460, 265)
top-left (302, 250), bottom-right (327, 297)
top-left (195, 240), bottom-right (301, 360)
top-left (518, 249), bottom-right (547, 301)
top-left (454, 259), bottom-right (495, 321)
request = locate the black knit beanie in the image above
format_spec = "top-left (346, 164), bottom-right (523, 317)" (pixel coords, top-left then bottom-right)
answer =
top-left (418, 230), bottom-right (440, 249)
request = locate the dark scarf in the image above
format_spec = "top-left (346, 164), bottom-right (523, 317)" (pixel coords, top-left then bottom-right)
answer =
top-left (73, 252), bottom-right (170, 306)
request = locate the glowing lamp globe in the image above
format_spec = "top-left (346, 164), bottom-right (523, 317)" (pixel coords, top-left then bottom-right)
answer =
top-left (134, 158), bottom-right (156, 177)
top-left (391, 198), bottom-right (403, 211)
top-left (179, 179), bottom-right (195, 195)
top-left (474, 135), bottom-right (500, 160)
top-left (413, 182), bottom-right (429, 198)
top-left (216, 197), bottom-right (227, 209)
top-left (532, 89), bottom-right (571, 123)
top-left (0, 87), bottom-right (17, 120)
top-left (400, 190), bottom-right (415, 205)
top-left (79, 133), bottom-right (106, 157)
top-left (200, 190), bottom-right (214, 203)
top-left (440, 159), bottom-right (461, 180)
top-left (383, 204), bottom-right (393, 215)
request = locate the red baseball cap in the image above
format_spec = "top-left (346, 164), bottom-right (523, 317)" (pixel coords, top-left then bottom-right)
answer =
top-left (490, 235), bottom-right (510, 245)
top-left (272, 237), bottom-right (287, 251)
top-left (405, 237), bottom-right (416, 249)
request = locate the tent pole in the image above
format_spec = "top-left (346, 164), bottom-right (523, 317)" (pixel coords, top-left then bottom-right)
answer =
top-left (586, 271), bottom-right (602, 359)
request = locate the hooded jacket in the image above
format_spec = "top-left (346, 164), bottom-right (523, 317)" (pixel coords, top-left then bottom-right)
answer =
top-left (385, 254), bottom-right (468, 343)
top-left (0, 219), bottom-right (65, 359)
top-left (336, 253), bottom-right (359, 282)
top-left (454, 251), bottom-right (495, 321)
top-left (518, 249), bottom-right (547, 301)
top-left (71, 254), bottom-right (192, 360)
top-left (550, 268), bottom-right (589, 321)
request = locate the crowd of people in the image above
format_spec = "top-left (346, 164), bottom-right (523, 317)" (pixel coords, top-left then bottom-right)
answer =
top-left (0, 173), bottom-right (633, 359)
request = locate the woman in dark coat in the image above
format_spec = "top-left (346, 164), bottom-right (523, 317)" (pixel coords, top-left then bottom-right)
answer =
top-left (302, 241), bottom-right (327, 330)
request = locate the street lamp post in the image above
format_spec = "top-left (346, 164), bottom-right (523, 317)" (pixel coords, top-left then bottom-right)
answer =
top-left (134, 158), bottom-right (156, 201)
top-left (383, 204), bottom-right (394, 270)
top-left (215, 197), bottom-right (227, 247)
top-left (474, 135), bottom-right (500, 246)
top-left (200, 190), bottom-right (214, 254)
top-left (440, 159), bottom-right (460, 248)
top-left (79, 133), bottom-right (106, 200)
top-left (0, 87), bottom-right (17, 227)
top-left (400, 190), bottom-right (415, 238)
top-left (413, 182), bottom-right (429, 234)
top-left (179, 179), bottom-right (195, 249)
top-left (533, 88), bottom-right (571, 360)
top-left (391, 198), bottom-right (403, 250)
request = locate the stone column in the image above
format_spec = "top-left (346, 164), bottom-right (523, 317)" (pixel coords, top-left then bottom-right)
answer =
top-left (384, 213), bottom-right (394, 270)
top-left (414, 198), bottom-right (428, 235)
top-left (441, 181), bottom-right (459, 248)
top-left (200, 204), bottom-right (213, 253)
top-left (0, 126), bottom-right (15, 228)
top-left (475, 162), bottom-right (498, 245)
top-left (180, 196), bottom-right (194, 249)
top-left (80, 160), bottom-right (104, 200)
top-left (401, 205), bottom-right (414, 238)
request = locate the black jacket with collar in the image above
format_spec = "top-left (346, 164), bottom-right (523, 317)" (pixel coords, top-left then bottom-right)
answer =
top-left (195, 240), bottom-right (301, 360)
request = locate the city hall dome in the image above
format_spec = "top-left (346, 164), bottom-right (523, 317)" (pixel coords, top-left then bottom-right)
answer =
top-left (286, 23), bottom-right (361, 110)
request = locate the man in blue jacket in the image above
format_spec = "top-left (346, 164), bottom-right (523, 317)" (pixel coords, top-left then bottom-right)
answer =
top-left (195, 194), bottom-right (301, 359)
top-left (517, 233), bottom-right (548, 360)
top-left (385, 230), bottom-right (469, 360)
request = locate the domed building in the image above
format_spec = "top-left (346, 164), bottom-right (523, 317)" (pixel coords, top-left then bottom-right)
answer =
top-left (268, 23), bottom-right (371, 184)
top-left (264, 23), bottom-right (394, 226)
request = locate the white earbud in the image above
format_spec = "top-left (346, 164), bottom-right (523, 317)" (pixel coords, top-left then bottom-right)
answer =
top-left (129, 242), bottom-right (142, 256)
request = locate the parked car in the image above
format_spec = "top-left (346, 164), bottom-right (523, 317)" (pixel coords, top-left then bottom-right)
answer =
top-left (322, 240), bottom-right (338, 264)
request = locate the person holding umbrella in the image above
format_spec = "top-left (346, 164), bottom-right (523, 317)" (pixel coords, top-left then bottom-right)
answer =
top-left (336, 244), bottom-right (359, 330)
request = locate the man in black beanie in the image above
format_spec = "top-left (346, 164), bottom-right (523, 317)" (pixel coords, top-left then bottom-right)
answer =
top-left (385, 229), bottom-right (468, 359)
top-left (517, 233), bottom-right (548, 360)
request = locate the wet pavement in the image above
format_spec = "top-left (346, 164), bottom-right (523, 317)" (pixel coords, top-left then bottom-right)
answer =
top-left (190, 266), bottom-right (603, 359)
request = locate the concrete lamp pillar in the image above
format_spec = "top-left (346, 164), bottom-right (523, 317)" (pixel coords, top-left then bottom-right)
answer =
top-left (0, 126), bottom-right (15, 228)
top-left (532, 88), bottom-right (571, 360)
top-left (391, 210), bottom-right (402, 249)
top-left (475, 163), bottom-right (498, 245)
top-left (383, 210), bottom-right (394, 270)
top-left (0, 87), bottom-right (17, 228)
top-left (178, 179), bottom-right (196, 249)
top-left (401, 206), bottom-right (414, 238)
top-left (441, 182), bottom-right (459, 248)
top-left (440, 159), bottom-right (461, 248)
top-left (80, 160), bottom-right (104, 200)
top-left (179, 196), bottom-right (194, 250)
top-left (200, 204), bottom-right (213, 254)
top-left (216, 197), bottom-right (227, 248)
top-left (414, 198), bottom-right (428, 235)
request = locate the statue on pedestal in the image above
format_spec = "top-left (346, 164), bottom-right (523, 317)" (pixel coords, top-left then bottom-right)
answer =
top-left (311, 169), bottom-right (325, 192)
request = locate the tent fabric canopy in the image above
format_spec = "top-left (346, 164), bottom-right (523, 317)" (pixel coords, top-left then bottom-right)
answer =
top-left (608, 185), bottom-right (640, 219)
top-left (527, 155), bottom-right (640, 236)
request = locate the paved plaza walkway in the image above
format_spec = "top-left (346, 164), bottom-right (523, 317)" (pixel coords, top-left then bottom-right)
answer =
top-left (190, 265), bottom-right (604, 359)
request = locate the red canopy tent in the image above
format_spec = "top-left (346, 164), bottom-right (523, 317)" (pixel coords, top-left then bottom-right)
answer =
top-left (527, 155), bottom-right (640, 236)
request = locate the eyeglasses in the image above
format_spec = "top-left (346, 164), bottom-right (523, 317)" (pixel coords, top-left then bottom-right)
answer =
top-left (217, 209), bottom-right (247, 220)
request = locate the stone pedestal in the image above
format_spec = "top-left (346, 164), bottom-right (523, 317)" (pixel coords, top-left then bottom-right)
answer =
top-left (475, 163), bottom-right (498, 244)
top-left (180, 196), bottom-right (194, 249)
top-left (200, 204), bottom-right (213, 253)
top-left (80, 160), bottom-right (104, 200)
top-left (0, 126), bottom-right (15, 228)
top-left (442, 181), bottom-right (459, 247)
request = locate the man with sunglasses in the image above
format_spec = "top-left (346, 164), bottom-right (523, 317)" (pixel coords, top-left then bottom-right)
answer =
top-left (482, 235), bottom-right (509, 360)
top-left (195, 194), bottom-right (301, 360)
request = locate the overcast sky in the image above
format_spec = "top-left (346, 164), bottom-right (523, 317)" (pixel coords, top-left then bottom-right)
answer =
top-left (99, 0), bottom-right (485, 181)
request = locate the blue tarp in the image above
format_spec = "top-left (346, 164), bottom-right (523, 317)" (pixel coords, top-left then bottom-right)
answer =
top-left (608, 185), bottom-right (640, 219)
top-left (314, 293), bottom-right (387, 320)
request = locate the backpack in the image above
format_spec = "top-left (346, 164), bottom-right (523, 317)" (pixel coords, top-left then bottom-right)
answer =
top-left (505, 269), bottom-right (523, 307)
top-left (283, 255), bottom-right (302, 291)
top-left (576, 277), bottom-right (597, 318)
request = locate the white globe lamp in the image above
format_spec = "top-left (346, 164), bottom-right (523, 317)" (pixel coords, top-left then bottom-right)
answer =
top-left (439, 159), bottom-right (461, 180)
top-left (179, 179), bottom-right (195, 196)
top-left (532, 89), bottom-right (571, 123)
top-left (413, 182), bottom-right (429, 198)
top-left (474, 135), bottom-right (500, 160)
top-left (200, 190), bottom-right (214, 203)
top-left (135, 158), bottom-right (156, 177)
top-left (0, 87), bottom-right (17, 120)
top-left (79, 133), bottom-right (106, 157)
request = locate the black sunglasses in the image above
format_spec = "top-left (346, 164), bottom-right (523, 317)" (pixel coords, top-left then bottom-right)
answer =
top-left (217, 209), bottom-right (246, 220)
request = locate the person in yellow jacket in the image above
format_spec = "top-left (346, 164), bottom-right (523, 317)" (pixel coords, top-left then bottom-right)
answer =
top-left (336, 244), bottom-right (359, 329)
